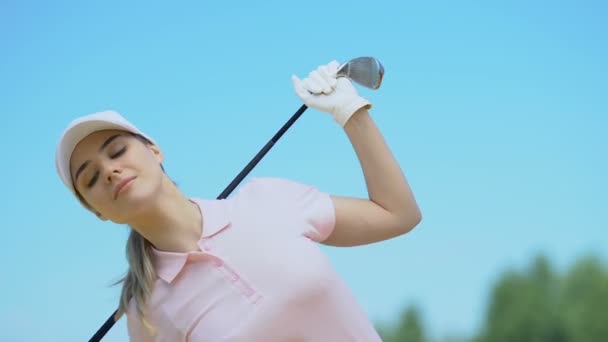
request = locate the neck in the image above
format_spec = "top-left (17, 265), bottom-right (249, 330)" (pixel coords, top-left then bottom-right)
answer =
top-left (129, 178), bottom-right (203, 253)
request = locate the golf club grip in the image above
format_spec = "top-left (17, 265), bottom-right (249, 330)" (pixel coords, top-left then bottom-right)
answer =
top-left (88, 104), bottom-right (309, 342)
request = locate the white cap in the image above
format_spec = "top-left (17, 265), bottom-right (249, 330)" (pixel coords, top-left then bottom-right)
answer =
top-left (55, 110), bottom-right (156, 194)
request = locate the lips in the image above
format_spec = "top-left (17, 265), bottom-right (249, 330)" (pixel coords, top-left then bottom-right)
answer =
top-left (114, 176), bottom-right (136, 199)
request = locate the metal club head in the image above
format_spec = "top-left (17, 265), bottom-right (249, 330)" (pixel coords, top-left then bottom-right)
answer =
top-left (336, 56), bottom-right (385, 90)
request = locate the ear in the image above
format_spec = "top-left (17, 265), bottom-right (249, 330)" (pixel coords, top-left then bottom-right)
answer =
top-left (148, 144), bottom-right (164, 164)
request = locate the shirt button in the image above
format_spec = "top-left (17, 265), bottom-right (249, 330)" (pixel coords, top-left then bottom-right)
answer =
top-left (201, 240), bottom-right (212, 251)
top-left (212, 258), bottom-right (223, 267)
top-left (230, 273), bottom-right (239, 282)
top-left (243, 288), bottom-right (254, 297)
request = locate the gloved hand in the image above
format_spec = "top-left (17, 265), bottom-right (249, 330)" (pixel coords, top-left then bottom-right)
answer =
top-left (291, 60), bottom-right (372, 127)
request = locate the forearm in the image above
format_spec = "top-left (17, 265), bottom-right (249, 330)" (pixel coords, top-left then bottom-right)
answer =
top-left (343, 108), bottom-right (420, 221)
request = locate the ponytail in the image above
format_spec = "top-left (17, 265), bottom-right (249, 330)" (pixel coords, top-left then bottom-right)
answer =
top-left (115, 229), bottom-right (157, 333)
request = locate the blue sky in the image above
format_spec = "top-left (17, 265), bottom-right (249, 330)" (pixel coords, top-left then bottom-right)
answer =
top-left (1, 0), bottom-right (606, 340)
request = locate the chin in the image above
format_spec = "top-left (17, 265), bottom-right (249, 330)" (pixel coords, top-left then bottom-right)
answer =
top-left (114, 183), bottom-right (162, 220)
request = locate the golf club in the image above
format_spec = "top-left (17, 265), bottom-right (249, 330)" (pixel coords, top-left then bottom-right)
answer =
top-left (88, 56), bottom-right (385, 342)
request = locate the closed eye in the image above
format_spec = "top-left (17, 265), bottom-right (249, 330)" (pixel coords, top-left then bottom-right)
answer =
top-left (110, 147), bottom-right (126, 158)
top-left (86, 147), bottom-right (125, 188)
top-left (87, 171), bottom-right (99, 188)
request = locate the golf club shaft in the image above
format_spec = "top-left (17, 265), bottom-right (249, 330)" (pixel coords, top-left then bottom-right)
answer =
top-left (218, 104), bottom-right (308, 199)
top-left (89, 104), bottom-right (309, 342)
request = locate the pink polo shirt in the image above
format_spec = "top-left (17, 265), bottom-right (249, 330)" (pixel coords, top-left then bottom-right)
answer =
top-left (126, 177), bottom-right (382, 341)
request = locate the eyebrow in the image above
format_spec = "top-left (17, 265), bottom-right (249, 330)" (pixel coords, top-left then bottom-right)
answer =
top-left (74, 134), bottom-right (122, 182)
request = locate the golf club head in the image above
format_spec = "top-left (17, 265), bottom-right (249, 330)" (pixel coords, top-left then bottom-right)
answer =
top-left (337, 57), bottom-right (384, 90)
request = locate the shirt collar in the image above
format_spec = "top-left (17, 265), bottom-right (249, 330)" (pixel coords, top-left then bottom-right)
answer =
top-left (151, 198), bottom-right (231, 284)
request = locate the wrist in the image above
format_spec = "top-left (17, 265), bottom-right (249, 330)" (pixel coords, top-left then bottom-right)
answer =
top-left (333, 96), bottom-right (372, 127)
top-left (343, 107), bottom-right (370, 130)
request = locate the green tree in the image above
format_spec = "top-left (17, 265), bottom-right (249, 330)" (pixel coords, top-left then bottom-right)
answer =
top-left (559, 255), bottom-right (608, 342)
top-left (476, 254), bottom-right (567, 342)
top-left (379, 304), bottom-right (427, 342)
top-left (378, 254), bottom-right (608, 342)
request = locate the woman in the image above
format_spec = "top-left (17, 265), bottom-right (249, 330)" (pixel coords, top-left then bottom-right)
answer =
top-left (55, 60), bottom-right (422, 341)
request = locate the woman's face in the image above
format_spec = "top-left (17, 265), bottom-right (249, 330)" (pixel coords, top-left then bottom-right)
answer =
top-left (69, 129), bottom-right (165, 223)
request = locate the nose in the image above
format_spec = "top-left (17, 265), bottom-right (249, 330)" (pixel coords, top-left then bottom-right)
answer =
top-left (102, 162), bottom-right (122, 184)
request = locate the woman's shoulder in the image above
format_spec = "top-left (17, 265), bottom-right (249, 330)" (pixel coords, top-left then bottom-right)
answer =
top-left (238, 176), bottom-right (295, 191)
top-left (191, 176), bottom-right (321, 209)
top-left (233, 176), bottom-right (318, 200)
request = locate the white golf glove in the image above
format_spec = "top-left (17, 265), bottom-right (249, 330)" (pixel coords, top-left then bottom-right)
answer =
top-left (291, 60), bottom-right (372, 127)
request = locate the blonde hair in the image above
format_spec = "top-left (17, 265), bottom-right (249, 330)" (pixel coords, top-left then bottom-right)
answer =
top-left (114, 228), bottom-right (157, 333)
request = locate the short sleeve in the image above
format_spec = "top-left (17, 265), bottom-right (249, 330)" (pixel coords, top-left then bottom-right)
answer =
top-left (238, 177), bottom-right (336, 242)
